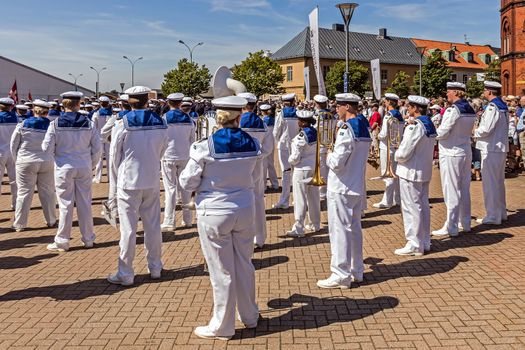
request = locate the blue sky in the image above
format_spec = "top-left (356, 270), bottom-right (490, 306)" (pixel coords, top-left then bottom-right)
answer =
top-left (0, 0), bottom-right (500, 92)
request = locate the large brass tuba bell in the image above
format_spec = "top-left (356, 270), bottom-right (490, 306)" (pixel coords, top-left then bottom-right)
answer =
top-left (309, 110), bottom-right (337, 186)
top-left (381, 116), bottom-right (402, 178)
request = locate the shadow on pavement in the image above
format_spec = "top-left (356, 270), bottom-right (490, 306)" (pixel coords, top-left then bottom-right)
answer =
top-left (428, 232), bottom-right (514, 254)
top-left (0, 235), bottom-right (56, 251)
top-left (0, 254), bottom-right (58, 269)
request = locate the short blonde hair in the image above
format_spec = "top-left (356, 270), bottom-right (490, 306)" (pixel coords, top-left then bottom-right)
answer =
top-left (62, 98), bottom-right (80, 110)
top-left (216, 109), bottom-right (240, 128)
top-left (34, 106), bottom-right (49, 116)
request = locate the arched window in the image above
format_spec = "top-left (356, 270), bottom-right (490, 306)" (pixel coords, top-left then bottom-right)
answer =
top-left (502, 18), bottom-right (511, 55)
top-left (503, 71), bottom-right (510, 94)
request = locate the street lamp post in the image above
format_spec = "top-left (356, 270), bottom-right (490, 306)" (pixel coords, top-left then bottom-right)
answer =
top-left (90, 66), bottom-right (107, 98)
top-left (416, 46), bottom-right (426, 96)
top-left (336, 3), bottom-right (359, 93)
top-left (68, 73), bottom-right (84, 91)
top-left (178, 40), bottom-right (204, 63)
top-left (122, 56), bottom-right (143, 86)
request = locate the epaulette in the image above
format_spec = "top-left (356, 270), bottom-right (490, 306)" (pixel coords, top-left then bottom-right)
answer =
top-left (341, 124), bottom-right (348, 129)
top-left (298, 131), bottom-right (305, 137)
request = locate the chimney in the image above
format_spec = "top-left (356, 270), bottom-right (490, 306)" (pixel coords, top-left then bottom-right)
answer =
top-left (332, 23), bottom-right (345, 32)
top-left (378, 28), bottom-right (387, 39)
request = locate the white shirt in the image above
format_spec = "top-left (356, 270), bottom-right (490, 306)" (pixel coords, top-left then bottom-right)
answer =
top-left (436, 104), bottom-right (476, 157)
top-left (10, 121), bottom-right (54, 163)
top-left (474, 99), bottom-right (509, 153)
top-left (162, 111), bottom-right (196, 161)
top-left (273, 109), bottom-right (300, 150)
top-left (395, 119), bottom-right (435, 182)
top-left (378, 110), bottom-right (404, 151)
top-left (288, 129), bottom-right (317, 170)
top-left (0, 114), bottom-right (17, 158)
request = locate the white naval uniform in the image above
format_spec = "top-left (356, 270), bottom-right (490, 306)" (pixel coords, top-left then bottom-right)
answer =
top-left (273, 107), bottom-right (300, 206)
top-left (179, 128), bottom-right (261, 338)
top-left (92, 108), bottom-right (112, 182)
top-left (326, 117), bottom-right (370, 283)
top-left (111, 109), bottom-right (168, 282)
top-left (0, 111), bottom-right (18, 209)
top-left (316, 109), bottom-right (334, 200)
top-left (358, 115), bottom-right (371, 212)
top-left (395, 116), bottom-right (436, 253)
top-left (161, 109), bottom-right (195, 228)
top-left (377, 109), bottom-right (405, 206)
top-left (42, 112), bottom-right (102, 249)
top-left (262, 115), bottom-right (279, 188)
top-left (435, 100), bottom-right (476, 233)
top-left (474, 97), bottom-right (509, 224)
top-left (288, 127), bottom-right (320, 234)
top-left (10, 117), bottom-right (56, 229)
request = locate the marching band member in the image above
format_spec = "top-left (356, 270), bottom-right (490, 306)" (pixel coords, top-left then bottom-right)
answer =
top-left (182, 97), bottom-right (199, 120)
top-left (15, 104), bottom-right (30, 121)
top-left (357, 112), bottom-right (371, 216)
top-left (261, 104), bottom-right (279, 190)
top-left (0, 98), bottom-right (18, 210)
top-left (373, 93), bottom-right (404, 209)
top-left (313, 94), bottom-right (332, 200)
top-left (180, 96), bottom-right (262, 340)
top-left (107, 86), bottom-right (168, 286)
top-left (474, 81), bottom-right (509, 225)
top-left (286, 110), bottom-right (320, 237)
top-left (47, 102), bottom-right (61, 120)
top-left (160, 93), bottom-right (195, 232)
top-left (10, 99), bottom-right (56, 231)
top-left (92, 96), bottom-right (113, 183)
top-left (272, 93), bottom-right (300, 209)
top-left (432, 82), bottom-right (476, 236)
top-left (394, 95), bottom-right (436, 256)
top-left (317, 93), bottom-right (370, 289)
top-left (43, 91), bottom-right (102, 252)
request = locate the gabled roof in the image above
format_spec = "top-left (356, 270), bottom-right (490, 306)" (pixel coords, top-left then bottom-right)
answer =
top-left (272, 27), bottom-right (421, 66)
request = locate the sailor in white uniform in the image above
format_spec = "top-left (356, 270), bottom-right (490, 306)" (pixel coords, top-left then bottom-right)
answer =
top-left (43, 91), bottom-right (102, 252)
top-left (394, 95), bottom-right (436, 256)
top-left (313, 94), bottom-right (332, 200)
top-left (180, 96), bottom-right (261, 340)
top-left (260, 104), bottom-right (279, 189)
top-left (238, 92), bottom-right (274, 249)
top-left (107, 86), bottom-right (168, 286)
top-left (0, 98), bottom-right (18, 210)
top-left (317, 93), bottom-right (370, 289)
top-left (10, 99), bottom-right (56, 231)
top-left (47, 102), bottom-right (61, 121)
top-left (160, 92), bottom-right (195, 232)
top-left (286, 110), bottom-right (320, 237)
top-left (432, 82), bottom-right (476, 236)
top-left (474, 81), bottom-right (509, 225)
top-left (373, 93), bottom-right (405, 209)
top-left (272, 93), bottom-right (300, 209)
top-left (92, 96), bottom-right (113, 183)
top-left (15, 105), bottom-right (30, 121)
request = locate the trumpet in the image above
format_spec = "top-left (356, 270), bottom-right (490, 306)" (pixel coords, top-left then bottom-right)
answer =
top-left (309, 111), bottom-right (337, 186)
top-left (381, 117), bottom-right (402, 178)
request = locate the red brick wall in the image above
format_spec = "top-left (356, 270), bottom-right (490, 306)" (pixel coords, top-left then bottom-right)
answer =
top-left (501, 0), bottom-right (525, 95)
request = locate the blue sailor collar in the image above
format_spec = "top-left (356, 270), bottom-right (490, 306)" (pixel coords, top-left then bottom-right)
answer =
top-left (490, 96), bottom-right (508, 111)
top-left (98, 107), bottom-right (113, 116)
top-left (453, 99), bottom-right (476, 115)
top-left (165, 109), bottom-right (192, 124)
top-left (57, 111), bottom-right (91, 128)
top-left (209, 127), bottom-right (260, 159)
top-left (189, 111), bottom-right (199, 119)
top-left (301, 126), bottom-right (317, 144)
top-left (240, 111), bottom-right (266, 131)
top-left (87, 110), bottom-right (96, 120)
top-left (22, 116), bottom-right (50, 131)
top-left (263, 115), bottom-right (275, 127)
top-left (416, 115), bottom-right (437, 137)
top-left (283, 107), bottom-right (297, 119)
top-left (123, 109), bottom-right (167, 130)
top-left (48, 109), bottom-right (61, 117)
top-left (389, 109), bottom-right (404, 122)
top-left (0, 111), bottom-right (18, 124)
top-left (347, 117), bottom-right (371, 141)
top-left (357, 114), bottom-right (371, 128)
top-left (117, 109), bottom-right (131, 120)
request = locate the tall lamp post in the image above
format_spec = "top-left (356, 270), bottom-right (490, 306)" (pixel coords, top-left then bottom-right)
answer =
top-left (416, 46), bottom-right (426, 95)
top-left (90, 66), bottom-right (107, 98)
top-left (122, 56), bottom-right (143, 86)
top-left (178, 40), bottom-right (204, 63)
top-left (336, 3), bottom-right (359, 93)
top-left (68, 73), bottom-right (83, 91)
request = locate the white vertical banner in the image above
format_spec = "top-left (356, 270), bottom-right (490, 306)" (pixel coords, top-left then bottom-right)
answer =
top-left (371, 59), bottom-right (381, 100)
top-left (304, 67), bottom-right (311, 101)
top-left (309, 7), bottom-right (326, 96)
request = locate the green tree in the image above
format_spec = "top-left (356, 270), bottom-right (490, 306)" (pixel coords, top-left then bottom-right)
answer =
top-left (161, 58), bottom-right (212, 98)
top-left (484, 59), bottom-right (501, 82)
top-left (231, 50), bottom-right (285, 97)
top-left (413, 51), bottom-right (452, 98)
top-left (325, 60), bottom-right (370, 98)
top-left (466, 75), bottom-right (484, 98)
top-left (386, 71), bottom-right (411, 98)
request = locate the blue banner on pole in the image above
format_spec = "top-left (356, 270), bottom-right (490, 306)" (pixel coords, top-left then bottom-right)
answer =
top-left (343, 72), bottom-right (348, 93)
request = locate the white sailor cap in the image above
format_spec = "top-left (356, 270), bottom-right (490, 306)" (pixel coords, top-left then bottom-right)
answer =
top-left (430, 104), bottom-right (441, 110)
top-left (79, 110), bottom-right (89, 115)
top-left (16, 104), bottom-right (29, 110)
top-left (484, 81), bottom-right (502, 90)
top-left (0, 98), bottom-right (15, 106)
top-left (98, 96), bottom-right (111, 103)
top-left (182, 96), bottom-right (193, 103)
top-left (181, 101), bottom-right (192, 107)
top-left (447, 82), bottom-right (466, 91)
top-left (84, 104), bottom-right (93, 108)
top-left (33, 99), bottom-right (52, 108)
top-left (281, 93), bottom-right (296, 101)
top-left (167, 93), bottom-right (184, 101)
top-left (237, 92), bottom-right (257, 103)
top-left (407, 95), bottom-right (430, 106)
top-left (384, 93), bottom-right (400, 101)
top-left (212, 95), bottom-right (247, 110)
top-left (60, 91), bottom-right (84, 100)
top-left (92, 102), bottom-right (100, 106)
top-left (118, 94), bottom-right (129, 102)
top-left (259, 104), bottom-right (271, 111)
top-left (50, 101), bottom-right (57, 106)
top-left (24, 101), bottom-right (33, 106)
top-left (335, 93), bottom-right (360, 103)
top-left (313, 94), bottom-right (328, 103)
top-left (297, 110), bottom-right (315, 119)
top-left (125, 86), bottom-right (151, 96)
top-left (113, 107), bottom-right (122, 112)
top-left (148, 103), bottom-right (156, 108)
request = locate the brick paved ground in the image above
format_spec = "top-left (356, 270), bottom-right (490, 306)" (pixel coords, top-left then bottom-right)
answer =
top-left (0, 164), bottom-right (524, 349)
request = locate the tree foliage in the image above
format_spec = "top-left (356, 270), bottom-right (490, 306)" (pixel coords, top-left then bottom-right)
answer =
top-left (466, 75), bottom-right (484, 98)
top-left (231, 50), bottom-right (285, 97)
top-left (386, 71), bottom-right (411, 98)
top-left (413, 51), bottom-right (452, 98)
top-left (161, 58), bottom-right (212, 98)
top-left (325, 60), bottom-right (370, 98)
top-left (484, 59), bottom-right (501, 82)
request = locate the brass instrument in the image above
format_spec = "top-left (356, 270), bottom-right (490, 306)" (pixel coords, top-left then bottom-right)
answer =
top-left (381, 116), bottom-right (402, 178)
top-left (309, 111), bottom-right (337, 186)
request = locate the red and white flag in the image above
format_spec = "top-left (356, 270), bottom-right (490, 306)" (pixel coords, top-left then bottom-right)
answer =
top-left (28, 91), bottom-right (33, 101)
top-left (8, 80), bottom-right (18, 104)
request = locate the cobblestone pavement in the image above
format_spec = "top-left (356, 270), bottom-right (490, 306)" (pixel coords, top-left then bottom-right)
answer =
top-left (0, 165), bottom-right (524, 349)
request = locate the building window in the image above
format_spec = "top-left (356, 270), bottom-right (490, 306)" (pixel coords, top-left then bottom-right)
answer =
top-left (463, 74), bottom-right (468, 84)
top-left (380, 69), bottom-right (388, 84)
top-left (451, 74), bottom-right (457, 82)
top-left (322, 65), bottom-right (330, 79)
top-left (467, 52), bottom-right (473, 62)
top-left (448, 51), bottom-right (455, 61)
top-left (502, 19), bottom-right (511, 55)
top-left (287, 66), bottom-right (293, 82)
top-left (485, 55), bottom-right (491, 64)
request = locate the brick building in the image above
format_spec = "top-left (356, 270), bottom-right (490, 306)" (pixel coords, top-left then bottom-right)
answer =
top-left (501, 0), bottom-right (525, 95)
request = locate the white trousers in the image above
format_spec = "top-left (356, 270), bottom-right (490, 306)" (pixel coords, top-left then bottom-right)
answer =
top-left (197, 205), bottom-right (259, 337)
top-left (264, 148), bottom-right (279, 188)
top-left (161, 160), bottom-right (192, 226)
top-left (13, 161), bottom-right (56, 229)
top-left (277, 147), bottom-right (291, 205)
top-left (0, 156), bottom-right (17, 208)
top-left (319, 152), bottom-right (328, 199)
top-left (107, 151), bottom-right (118, 213)
top-left (117, 187), bottom-right (163, 279)
top-left (480, 152), bottom-right (507, 222)
top-left (253, 160), bottom-right (267, 246)
top-left (439, 154), bottom-right (472, 232)
top-left (291, 169), bottom-right (320, 234)
top-left (379, 147), bottom-right (400, 206)
top-left (54, 167), bottom-right (95, 247)
top-left (327, 191), bottom-right (364, 282)
top-left (94, 143), bottom-right (110, 182)
top-left (399, 178), bottom-right (430, 252)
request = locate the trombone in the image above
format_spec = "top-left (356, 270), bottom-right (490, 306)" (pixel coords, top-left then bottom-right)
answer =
top-left (381, 117), bottom-right (402, 178)
top-left (309, 111), bottom-right (337, 186)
